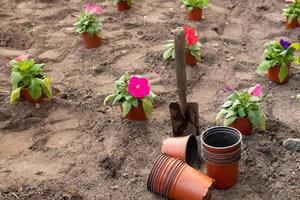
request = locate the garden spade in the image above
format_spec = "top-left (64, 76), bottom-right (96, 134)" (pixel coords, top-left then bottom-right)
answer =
top-left (169, 28), bottom-right (199, 137)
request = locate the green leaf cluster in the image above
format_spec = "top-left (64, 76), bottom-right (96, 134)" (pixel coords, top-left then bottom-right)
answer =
top-left (163, 40), bottom-right (201, 62)
top-left (283, 0), bottom-right (300, 24)
top-left (181, 0), bottom-right (209, 11)
top-left (104, 72), bottom-right (155, 118)
top-left (107, 0), bottom-right (133, 6)
top-left (10, 58), bottom-right (52, 104)
top-left (256, 40), bottom-right (300, 83)
top-left (74, 11), bottom-right (102, 37)
top-left (216, 91), bottom-right (266, 130)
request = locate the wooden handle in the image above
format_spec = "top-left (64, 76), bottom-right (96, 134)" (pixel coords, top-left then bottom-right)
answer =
top-left (174, 28), bottom-right (187, 116)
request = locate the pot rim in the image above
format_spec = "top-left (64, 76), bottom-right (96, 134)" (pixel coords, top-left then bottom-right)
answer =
top-left (201, 126), bottom-right (242, 150)
top-left (203, 155), bottom-right (240, 166)
top-left (151, 155), bottom-right (172, 193)
top-left (156, 158), bottom-right (176, 194)
top-left (202, 153), bottom-right (241, 164)
top-left (185, 134), bottom-right (198, 165)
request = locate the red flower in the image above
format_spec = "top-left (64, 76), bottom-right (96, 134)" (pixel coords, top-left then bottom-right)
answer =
top-left (183, 26), bottom-right (199, 46)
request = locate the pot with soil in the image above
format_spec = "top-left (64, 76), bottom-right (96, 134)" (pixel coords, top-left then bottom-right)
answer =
top-left (74, 3), bottom-right (104, 49)
top-left (161, 134), bottom-right (198, 166)
top-left (201, 126), bottom-right (242, 189)
top-left (147, 154), bottom-right (214, 200)
top-left (187, 8), bottom-right (203, 21)
top-left (266, 63), bottom-right (291, 84)
top-left (181, 0), bottom-right (209, 21)
top-left (9, 55), bottom-right (53, 105)
top-left (285, 18), bottom-right (299, 29)
top-left (283, 1), bottom-right (300, 29)
top-left (229, 117), bottom-right (253, 136)
top-left (186, 51), bottom-right (197, 66)
top-left (117, 0), bottom-right (132, 11)
top-left (104, 72), bottom-right (155, 121)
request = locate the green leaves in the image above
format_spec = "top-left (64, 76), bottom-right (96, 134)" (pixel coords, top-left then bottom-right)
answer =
top-left (10, 87), bottom-right (22, 105)
top-left (279, 63), bottom-right (289, 83)
top-left (282, 1), bottom-right (300, 23)
top-left (163, 45), bottom-right (174, 60)
top-left (37, 78), bottom-right (52, 100)
top-left (256, 60), bottom-right (277, 74)
top-left (122, 101), bottom-right (132, 117)
top-left (181, 0), bottom-right (209, 9)
top-left (28, 78), bottom-right (42, 100)
top-left (10, 72), bottom-right (23, 88)
top-left (142, 97), bottom-right (153, 118)
top-left (224, 116), bottom-right (237, 126)
top-left (74, 11), bottom-right (102, 36)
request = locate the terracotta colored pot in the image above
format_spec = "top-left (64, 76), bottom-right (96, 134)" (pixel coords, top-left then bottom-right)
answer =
top-left (82, 32), bottom-right (102, 49)
top-left (267, 64), bottom-right (291, 84)
top-left (201, 126), bottom-right (242, 154)
top-left (285, 18), bottom-right (299, 29)
top-left (170, 163), bottom-right (214, 200)
top-left (163, 161), bottom-right (185, 198)
top-left (21, 88), bottom-right (46, 104)
top-left (186, 8), bottom-right (202, 21)
top-left (204, 159), bottom-right (239, 189)
top-left (229, 117), bottom-right (253, 135)
top-left (186, 52), bottom-right (197, 66)
top-left (161, 135), bottom-right (198, 166)
top-left (117, 1), bottom-right (131, 11)
top-left (202, 146), bottom-right (241, 161)
top-left (121, 101), bottom-right (147, 121)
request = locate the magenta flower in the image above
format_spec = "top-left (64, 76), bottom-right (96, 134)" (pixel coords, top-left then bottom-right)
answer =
top-left (15, 54), bottom-right (31, 62)
top-left (225, 84), bottom-right (234, 92)
top-left (84, 3), bottom-right (103, 14)
top-left (249, 84), bottom-right (262, 96)
top-left (128, 76), bottom-right (150, 99)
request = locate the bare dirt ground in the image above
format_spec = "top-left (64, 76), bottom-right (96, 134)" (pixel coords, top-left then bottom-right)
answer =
top-left (0, 0), bottom-right (300, 199)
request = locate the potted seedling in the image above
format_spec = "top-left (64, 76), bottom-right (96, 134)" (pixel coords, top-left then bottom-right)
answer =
top-left (74, 3), bottom-right (103, 49)
top-left (9, 55), bottom-right (52, 105)
top-left (104, 72), bottom-right (155, 121)
top-left (108, 0), bottom-right (133, 11)
top-left (283, 0), bottom-right (300, 29)
top-left (216, 84), bottom-right (266, 135)
top-left (163, 26), bottom-right (201, 66)
top-left (181, 0), bottom-right (209, 21)
top-left (257, 39), bottom-right (300, 84)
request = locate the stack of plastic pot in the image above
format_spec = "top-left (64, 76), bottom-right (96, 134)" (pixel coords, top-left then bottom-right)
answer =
top-left (147, 154), bottom-right (214, 200)
top-left (147, 135), bottom-right (214, 200)
top-left (201, 126), bottom-right (242, 189)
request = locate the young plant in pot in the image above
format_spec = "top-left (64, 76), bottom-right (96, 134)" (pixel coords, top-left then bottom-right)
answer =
top-left (256, 39), bottom-right (300, 84)
top-left (104, 72), bottom-right (155, 121)
top-left (9, 55), bottom-right (52, 105)
top-left (216, 84), bottom-right (266, 135)
top-left (181, 0), bottom-right (209, 21)
top-left (283, 0), bottom-right (300, 29)
top-left (74, 3), bottom-right (103, 49)
top-left (108, 0), bottom-right (133, 11)
top-left (163, 26), bottom-right (201, 66)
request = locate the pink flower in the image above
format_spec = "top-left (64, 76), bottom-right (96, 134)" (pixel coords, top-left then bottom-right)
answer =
top-left (84, 3), bottom-right (103, 14)
top-left (15, 54), bottom-right (31, 62)
top-left (128, 76), bottom-right (150, 99)
top-left (249, 84), bottom-right (262, 96)
top-left (225, 84), bottom-right (234, 92)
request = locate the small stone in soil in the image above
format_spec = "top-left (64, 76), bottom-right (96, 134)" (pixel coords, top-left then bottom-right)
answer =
top-left (283, 138), bottom-right (300, 152)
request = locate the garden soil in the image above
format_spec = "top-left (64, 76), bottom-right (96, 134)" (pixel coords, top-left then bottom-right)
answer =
top-left (0, 0), bottom-right (300, 199)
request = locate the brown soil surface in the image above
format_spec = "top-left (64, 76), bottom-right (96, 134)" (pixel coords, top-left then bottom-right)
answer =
top-left (1, 0), bottom-right (300, 199)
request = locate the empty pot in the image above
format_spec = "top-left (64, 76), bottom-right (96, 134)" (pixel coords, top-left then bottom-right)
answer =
top-left (161, 134), bottom-right (198, 166)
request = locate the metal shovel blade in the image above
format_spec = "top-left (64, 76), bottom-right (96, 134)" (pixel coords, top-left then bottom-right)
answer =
top-left (169, 102), bottom-right (199, 136)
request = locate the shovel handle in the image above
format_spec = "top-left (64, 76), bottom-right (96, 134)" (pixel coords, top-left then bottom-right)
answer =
top-left (174, 28), bottom-right (187, 115)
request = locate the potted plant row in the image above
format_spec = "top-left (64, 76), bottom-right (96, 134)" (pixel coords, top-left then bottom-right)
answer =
top-left (163, 26), bottom-right (201, 66)
top-left (74, 3), bottom-right (103, 49)
top-left (10, 55), bottom-right (52, 105)
top-left (108, 0), bottom-right (133, 11)
top-left (181, 0), bottom-right (209, 21)
top-left (216, 84), bottom-right (266, 135)
top-left (257, 39), bottom-right (300, 84)
top-left (283, 0), bottom-right (300, 29)
top-left (104, 72), bottom-right (155, 121)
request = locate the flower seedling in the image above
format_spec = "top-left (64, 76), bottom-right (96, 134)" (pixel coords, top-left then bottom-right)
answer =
top-left (181, 0), bottom-right (209, 21)
top-left (256, 39), bottom-right (300, 83)
top-left (163, 26), bottom-right (201, 65)
top-left (74, 3), bottom-right (103, 48)
top-left (10, 55), bottom-right (52, 104)
top-left (107, 0), bottom-right (133, 11)
top-left (216, 84), bottom-right (266, 130)
top-left (283, 0), bottom-right (300, 28)
top-left (104, 72), bottom-right (155, 119)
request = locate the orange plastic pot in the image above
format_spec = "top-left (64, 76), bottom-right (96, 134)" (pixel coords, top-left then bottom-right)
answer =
top-left (121, 101), bottom-right (147, 121)
top-left (204, 159), bottom-right (239, 189)
top-left (202, 146), bottom-right (241, 161)
top-left (170, 163), bottom-right (214, 200)
top-left (186, 52), bottom-right (197, 66)
top-left (285, 18), bottom-right (299, 29)
top-left (229, 117), bottom-right (253, 135)
top-left (201, 127), bottom-right (242, 154)
top-left (21, 88), bottom-right (46, 104)
top-left (161, 135), bottom-right (198, 166)
top-left (82, 32), bottom-right (102, 49)
top-left (267, 64), bottom-right (291, 84)
top-left (186, 8), bottom-right (202, 21)
top-left (117, 1), bottom-right (131, 11)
